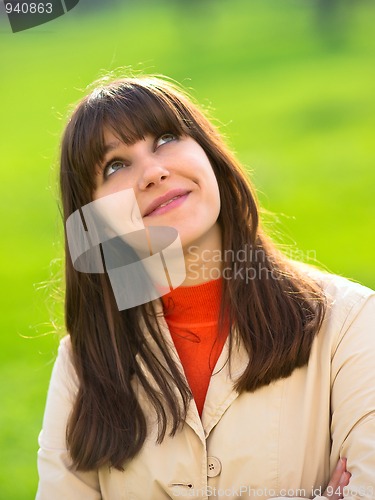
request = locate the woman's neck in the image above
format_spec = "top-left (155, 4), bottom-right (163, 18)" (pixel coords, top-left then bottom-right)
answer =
top-left (182, 223), bottom-right (223, 286)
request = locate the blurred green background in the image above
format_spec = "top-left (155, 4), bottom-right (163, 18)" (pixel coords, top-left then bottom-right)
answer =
top-left (0, 0), bottom-right (374, 497)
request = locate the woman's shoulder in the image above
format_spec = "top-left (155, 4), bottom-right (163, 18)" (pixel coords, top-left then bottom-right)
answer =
top-left (56, 334), bottom-right (73, 362)
top-left (294, 261), bottom-right (373, 298)
top-left (313, 268), bottom-right (373, 302)
top-left (297, 263), bottom-right (375, 328)
top-left (50, 334), bottom-right (79, 394)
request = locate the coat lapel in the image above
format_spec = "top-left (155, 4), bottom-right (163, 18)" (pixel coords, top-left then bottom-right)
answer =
top-left (201, 333), bottom-right (249, 438)
top-left (137, 303), bottom-right (207, 443)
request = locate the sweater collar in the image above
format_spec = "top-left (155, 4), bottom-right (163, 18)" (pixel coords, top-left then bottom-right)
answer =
top-left (161, 278), bottom-right (223, 325)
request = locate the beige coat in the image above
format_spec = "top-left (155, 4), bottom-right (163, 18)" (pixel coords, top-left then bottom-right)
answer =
top-left (36, 273), bottom-right (375, 499)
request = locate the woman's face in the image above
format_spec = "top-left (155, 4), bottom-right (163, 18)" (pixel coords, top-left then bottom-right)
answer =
top-left (93, 129), bottom-right (221, 252)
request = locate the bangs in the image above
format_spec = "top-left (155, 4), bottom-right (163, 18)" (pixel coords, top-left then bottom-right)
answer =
top-left (85, 81), bottom-right (192, 167)
top-left (103, 85), bottom-right (190, 146)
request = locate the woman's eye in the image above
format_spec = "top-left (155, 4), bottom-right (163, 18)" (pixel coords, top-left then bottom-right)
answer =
top-left (155, 133), bottom-right (177, 148)
top-left (104, 160), bottom-right (127, 178)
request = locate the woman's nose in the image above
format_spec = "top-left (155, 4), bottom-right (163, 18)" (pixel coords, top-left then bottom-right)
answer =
top-left (138, 162), bottom-right (170, 190)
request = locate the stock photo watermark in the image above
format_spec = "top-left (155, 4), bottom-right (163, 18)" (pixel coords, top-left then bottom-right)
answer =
top-left (172, 484), bottom-right (374, 498)
top-left (66, 188), bottom-right (186, 310)
top-left (3, 0), bottom-right (80, 32)
top-left (186, 245), bottom-right (317, 283)
top-left (66, 189), bottom-right (318, 311)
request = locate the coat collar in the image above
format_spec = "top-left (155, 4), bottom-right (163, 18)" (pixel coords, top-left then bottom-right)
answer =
top-left (137, 301), bottom-right (249, 444)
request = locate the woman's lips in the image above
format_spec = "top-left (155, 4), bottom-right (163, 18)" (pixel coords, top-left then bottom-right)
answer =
top-left (145, 192), bottom-right (190, 217)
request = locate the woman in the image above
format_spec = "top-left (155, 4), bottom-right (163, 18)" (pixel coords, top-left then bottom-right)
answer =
top-left (37, 76), bottom-right (374, 499)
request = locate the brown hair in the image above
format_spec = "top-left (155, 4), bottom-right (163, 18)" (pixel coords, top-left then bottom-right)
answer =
top-left (60, 76), bottom-right (326, 471)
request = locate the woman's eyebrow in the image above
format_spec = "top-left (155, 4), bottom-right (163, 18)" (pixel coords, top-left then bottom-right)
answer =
top-left (103, 140), bottom-right (121, 156)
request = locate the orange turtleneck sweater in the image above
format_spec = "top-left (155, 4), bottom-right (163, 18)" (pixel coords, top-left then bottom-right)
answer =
top-left (161, 278), bottom-right (229, 416)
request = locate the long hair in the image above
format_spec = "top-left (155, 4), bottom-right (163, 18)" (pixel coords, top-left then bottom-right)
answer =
top-left (60, 76), bottom-right (326, 471)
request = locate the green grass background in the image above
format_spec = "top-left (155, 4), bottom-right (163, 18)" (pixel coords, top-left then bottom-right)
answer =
top-left (0, 0), bottom-right (374, 497)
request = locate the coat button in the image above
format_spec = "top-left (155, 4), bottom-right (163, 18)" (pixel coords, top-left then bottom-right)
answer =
top-left (207, 456), bottom-right (222, 477)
